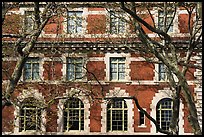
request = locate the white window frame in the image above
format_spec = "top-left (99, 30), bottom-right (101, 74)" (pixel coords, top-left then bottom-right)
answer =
top-left (101, 87), bottom-right (134, 134)
top-left (62, 53), bottom-right (87, 82)
top-left (158, 63), bottom-right (168, 81)
top-left (66, 57), bottom-right (84, 81)
top-left (156, 98), bottom-right (173, 131)
top-left (110, 57), bottom-right (126, 81)
top-left (154, 63), bottom-right (178, 82)
top-left (67, 11), bottom-right (83, 34)
top-left (158, 10), bottom-right (174, 33)
top-left (109, 11), bottom-right (126, 34)
top-left (23, 57), bottom-right (40, 81)
top-left (104, 53), bottom-right (131, 82)
top-left (19, 53), bottom-right (44, 83)
top-left (24, 10), bottom-right (34, 33)
top-left (150, 88), bottom-right (184, 134)
top-left (63, 8), bottom-right (88, 37)
top-left (154, 7), bottom-right (179, 35)
top-left (14, 89), bottom-right (46, 134)
top-left (19, 100), bottom-right (42, 132)
top-left (107, 99), bottom-right (128, 132)
top-left (57, 88), bottom-right (90, 134)
top-left (63, 98), bottom-right (85, 132)
top-left (105, 10), bottom-right (130, 37)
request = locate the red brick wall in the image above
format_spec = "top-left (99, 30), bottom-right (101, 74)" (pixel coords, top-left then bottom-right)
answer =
top-left (130, 61), bottom-right (154, 80)
top-left (44, 16), bottom-right (63, 34)
top-left (86, 61), bottom-right (106, 81)
top-left (2, 106), bottom-right (15, 132)
top-left (89, 102), bottom-right (102, 132)
top-left (141, 14), bottom-right (154, 34)
top-left (178, 13), bottom-right (194, 33)
top-left (2, 61), bottom-right (17, 80)
top-left (2, 13), bottom-right (21, 34)
top-left (87, 14), bottom-right (106, 34)
top-left (43, 61), bottom-right (63, 80)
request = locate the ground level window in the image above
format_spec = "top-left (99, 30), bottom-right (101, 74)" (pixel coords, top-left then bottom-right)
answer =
top-left (107, 99), bottom-right (128, 131)
top-left (156, 98), bottom-right (173, 131)
top-left (63, 98), bottom-right (84, 131)
top-left (19, 98), bottom-right (41, 132)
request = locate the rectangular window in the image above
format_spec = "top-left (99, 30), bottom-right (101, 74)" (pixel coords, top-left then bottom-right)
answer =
top-left (24, 58), bottom-right (40, 81)
top-left (110, 57), bottom-right (125, 81)
top-left (24, 11), bottom-right (34, 33)
top-left (139, 110), bottom-right (145, 126)
top-left (67, 57), bottom-right (83, 81)
top-left (110, 11), bottom-right (126, 34)
top-left (158, 10), bottom-right (174, 32)
top-left (158, 63), bottom-right (167, 81)
top-left (67, 11), bottom-right (83, 34)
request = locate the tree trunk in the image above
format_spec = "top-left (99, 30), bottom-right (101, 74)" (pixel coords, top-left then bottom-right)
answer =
top-left (169, 86), bottom-right (181, 135)
top-left (176, 73), bottom-right (202, 135)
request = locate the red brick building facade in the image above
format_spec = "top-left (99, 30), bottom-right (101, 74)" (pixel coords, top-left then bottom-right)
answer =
top-left (2, 2), bottom-right (202, 135)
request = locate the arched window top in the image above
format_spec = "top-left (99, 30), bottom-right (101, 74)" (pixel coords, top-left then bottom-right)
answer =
top-left (21, 97), bottom-right (41, 108)
top-left (107, 99), bottom-right (127, 109)
top-left (156, 98), bottom-right (173, 109)
top-left (156, 98), bottom-right (173, 131)
top-left (64, 97), bottom-right (84, 109)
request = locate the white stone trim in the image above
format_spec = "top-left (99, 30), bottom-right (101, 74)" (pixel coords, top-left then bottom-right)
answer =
top-left (87, 9), bottom-right (108, 15)
top-left (104, 53), bottom-right (131, 82)
top-left (14, 88), bottom-right (46, 134)
top-left (150, 88), bottom-right (184, 134)
top-left (88, 57), bottom-right (104, 62)
top-left (101, 87), bottom-right (134, 134)
top-left (57, 88), bottom-right (90, 134)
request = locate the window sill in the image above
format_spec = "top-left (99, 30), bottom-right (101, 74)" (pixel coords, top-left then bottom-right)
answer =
top-left (19, 80), bottom-right (43, 83)
top-left (138, 125), bottom-right (147, 128)
top-left (105, 81), bottom-right (132, 84)
top-left (16, 130), bottom-right (45, 135)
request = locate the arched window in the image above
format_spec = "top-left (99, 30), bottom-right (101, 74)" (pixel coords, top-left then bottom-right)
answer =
top-left (156, 98), bottom-right (173, 131)
top-left (63, 98), bottom-right (84, 131)
top-left (107, 99), bottom-right (128, 131)
top-left (19, 97), bottom-right (42, 132)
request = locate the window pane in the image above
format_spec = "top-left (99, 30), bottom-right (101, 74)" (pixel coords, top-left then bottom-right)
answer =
top-left (25, 11), bottom-right (34, 32)
top-left (118, 63), bottom-right (125, 72)
top-left (159, 63), bottom-right (166, 81)
top-left (110, 64), bottom-right (117, 72)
